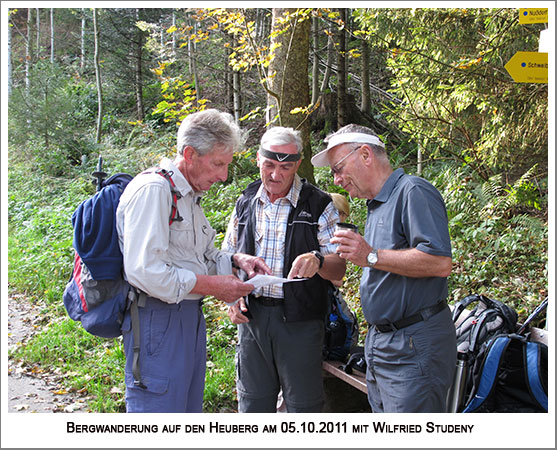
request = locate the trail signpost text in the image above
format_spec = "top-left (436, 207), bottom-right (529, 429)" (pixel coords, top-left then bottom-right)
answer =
top-left (504, 51), bottom-right (548, 83)
top-left (518, 8), bottom-right (548, 24)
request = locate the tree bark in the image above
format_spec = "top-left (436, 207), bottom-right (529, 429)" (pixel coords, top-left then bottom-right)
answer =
top-left (310, 15), bottom-right (319, 106)
top-left (93, 8), bottom-right (103, 144)
top-left (187, 14), bottom-right (201, 103)
top-left (36, 8), bottom-right (40, 59)
top-left (360, 39), bottom-right (370, 114)
top-left (134, 9), bottom-right (145, 120)
top-left (25, 8), bottom-right (33, 92)
top-left (336, 8), bottom-right (348, 129)
top-left (266, 8), bottom-right (313, 182)
top-left (320, 20), bottom-right (334, 94)
top-left (80, 9), bottom-right (86, 71)
top-left (50, 8), bottom-right (54, 63)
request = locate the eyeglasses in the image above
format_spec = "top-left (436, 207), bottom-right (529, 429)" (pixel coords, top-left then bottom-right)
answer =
top-left (330, 146), bottom-right (362, 176)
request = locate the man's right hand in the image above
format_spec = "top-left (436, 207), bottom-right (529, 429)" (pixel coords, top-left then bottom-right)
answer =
top-left (192, 274), bottom-right (254, 304)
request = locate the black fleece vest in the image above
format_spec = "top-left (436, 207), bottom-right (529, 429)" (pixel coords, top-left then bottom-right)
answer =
top-left (235, 179), bottom-right (332, 322)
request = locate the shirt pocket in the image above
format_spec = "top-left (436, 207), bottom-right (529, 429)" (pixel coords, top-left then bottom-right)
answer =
top-left (169, 217), bottom-right (195, 253)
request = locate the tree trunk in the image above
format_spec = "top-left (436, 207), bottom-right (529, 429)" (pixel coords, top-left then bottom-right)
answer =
top-left (25, 8), bottom-right (33, 92)
top-left (320, 20), bottom-right (334, 94)
top-left (36, 8), bottom-right (40, 59)
top-left (360, 39), bottom-right (371, 114)
top-left (267, 8), bottom-right (313, 183)
top-left (93, 8), bottom-right (103, 144)
top-left (80, 9), bottom-right (86, 71)
top-left (311, 15), bottom-right (319, 107)
top-left (336, 8), bottom-right (348, 129)
top-left (233, 70), bottom-right (241, 124)
top-left (134, 9), bottom-right (145, 120)
top-left (187, 16), bottom-right (201, 103)
top-left (50, 8), bottom-right (54, 63)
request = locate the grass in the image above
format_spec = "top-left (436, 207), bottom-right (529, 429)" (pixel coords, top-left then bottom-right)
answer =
top-left (7, 144), bottom-right (548, 413)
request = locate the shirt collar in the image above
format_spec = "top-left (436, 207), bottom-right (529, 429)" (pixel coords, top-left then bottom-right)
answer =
top-left (367, 168), bottom-right (405, 207)
top-left (159, 157), bottom-right (200, 201)
top-left (256, 174), bottom-right (302, 208)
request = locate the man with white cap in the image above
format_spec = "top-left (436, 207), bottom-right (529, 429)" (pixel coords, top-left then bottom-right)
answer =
top-left (312, 123), bottom-right (456, 413)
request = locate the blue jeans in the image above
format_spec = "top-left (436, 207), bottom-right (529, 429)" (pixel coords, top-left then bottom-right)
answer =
top-left (122, 296), bottom-right (206, 413)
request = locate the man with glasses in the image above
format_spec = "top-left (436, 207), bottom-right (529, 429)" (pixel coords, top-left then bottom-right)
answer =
top-left (223, 126), bottom-right (346, 412)
top-left (311, 124), bottom-right (456, 413)
top-left (116, 109), bottom-right (270, 412)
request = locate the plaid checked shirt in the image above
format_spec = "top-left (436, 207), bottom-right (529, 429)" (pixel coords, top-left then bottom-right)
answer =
top-left (223, 175), bottom-right (339, 298)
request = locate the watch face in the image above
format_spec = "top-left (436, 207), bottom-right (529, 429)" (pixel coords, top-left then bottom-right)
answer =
top-left (367, 251), bottom-right (378, 266)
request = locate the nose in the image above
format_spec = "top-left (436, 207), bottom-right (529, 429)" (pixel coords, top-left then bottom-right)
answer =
top-left (333, 172), bottom-right (343, 185)
top-left (218, 165), bottom-right (229, 182)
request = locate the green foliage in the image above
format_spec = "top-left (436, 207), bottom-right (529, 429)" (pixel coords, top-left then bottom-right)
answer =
top-left (7, 160), bottom-right (91, 304)
top-left (430, 163), bottom-right (547, 316)
top-left (354, 8), bottom-right (548, 179)
top-left (8, 61), bottom-right (100, 176)
top-left (204, 299), bottom-right (239, 412)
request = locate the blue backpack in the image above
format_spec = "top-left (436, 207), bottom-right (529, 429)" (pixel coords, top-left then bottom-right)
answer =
top-left (462, 299), bottom-right (548, 413)
top-left (323, 284), bottom-right (359, 362)
top-left (63, 159), bottom-right (181, 387)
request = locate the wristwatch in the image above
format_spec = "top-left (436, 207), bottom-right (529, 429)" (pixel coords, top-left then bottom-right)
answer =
top-left (310, 250), bottom-right (325, 269)
top-left (366, 249), bottom-right (378, 268)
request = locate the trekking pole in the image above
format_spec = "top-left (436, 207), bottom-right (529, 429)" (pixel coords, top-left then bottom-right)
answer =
top-left (92, 155), bottom-right (107, 192)
top-left (516, 297), bottom-right (548, 335)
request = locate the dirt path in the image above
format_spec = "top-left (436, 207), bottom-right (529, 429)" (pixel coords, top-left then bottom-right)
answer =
top-left (7, 293), bottom-right (88, 413)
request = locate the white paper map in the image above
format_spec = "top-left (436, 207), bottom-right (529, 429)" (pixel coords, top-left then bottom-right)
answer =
top-left (246, 274), bottom-right (308, 289)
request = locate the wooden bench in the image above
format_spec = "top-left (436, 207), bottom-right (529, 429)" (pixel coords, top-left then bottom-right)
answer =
top-left (322, 360), bottom-right (367, 393)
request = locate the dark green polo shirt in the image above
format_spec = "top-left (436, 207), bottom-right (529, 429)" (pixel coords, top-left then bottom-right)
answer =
top-left (360, 168), bottom-right (452, 325)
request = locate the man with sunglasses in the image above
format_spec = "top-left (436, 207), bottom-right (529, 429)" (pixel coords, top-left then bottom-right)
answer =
top-left (312, 124), bottom-right (456, 413)
top-left (223, 126), bottom-right (346, 413)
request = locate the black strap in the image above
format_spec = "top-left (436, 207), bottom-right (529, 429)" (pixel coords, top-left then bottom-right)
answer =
top-left (374, 301), bottom-right (447, 333)
top-left (129, 288), bottom-right (147, 389)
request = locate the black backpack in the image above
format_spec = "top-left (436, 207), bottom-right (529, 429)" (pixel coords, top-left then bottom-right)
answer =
top-left (462, 298), bottom-right (548, 413)
top-left (323, 284), bottom-right (359, 363)
top-left (452, 294), bottom-right (518, 356)
top-left (447, 294), bottom-right (518, 412)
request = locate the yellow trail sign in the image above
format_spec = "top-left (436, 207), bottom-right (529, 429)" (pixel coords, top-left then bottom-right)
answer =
top-left (519, 8), bottom-right (548, 24)
top-left (505, 51), bottom-right (548, 83)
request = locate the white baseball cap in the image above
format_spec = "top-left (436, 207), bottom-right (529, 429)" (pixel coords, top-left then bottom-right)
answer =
top-left (311, 132), bottom-right (385, 167)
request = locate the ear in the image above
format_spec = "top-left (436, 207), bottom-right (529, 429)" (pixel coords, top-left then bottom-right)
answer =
top-left (256, 152), bottom-right (262, 167)
top-left (182, 146), bottom-right (195, 164)
top-left (360, 145), bottom-right (373, 166)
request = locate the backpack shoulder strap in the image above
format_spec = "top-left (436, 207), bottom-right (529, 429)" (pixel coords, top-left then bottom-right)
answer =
top-left (462, 336), bottom-right (511, 412)
top-left (525, 341), bottom-right (548, 411)
top-left (142, 168), bottom-right (183, 225)
top-left (154, 168), bottom-right (183, 225)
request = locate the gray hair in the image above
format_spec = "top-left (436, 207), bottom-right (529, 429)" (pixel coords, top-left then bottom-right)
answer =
top-left (260, 127), bottom-right (302, 155)
top-left (177, 109), bottom-right (242, 156)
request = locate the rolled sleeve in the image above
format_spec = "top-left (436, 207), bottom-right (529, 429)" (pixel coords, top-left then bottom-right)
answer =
top-left (317, 202), bottom-right (340, 255)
